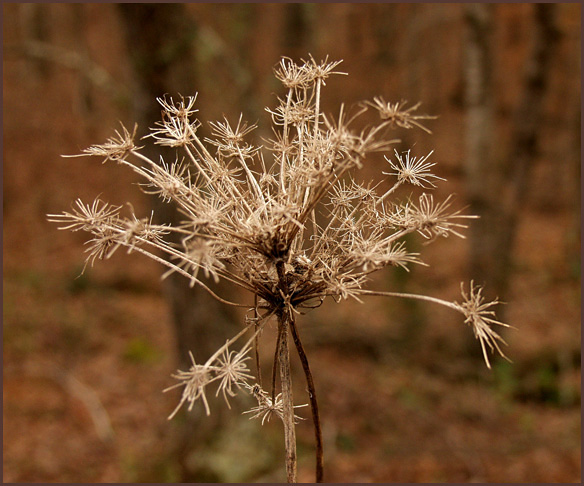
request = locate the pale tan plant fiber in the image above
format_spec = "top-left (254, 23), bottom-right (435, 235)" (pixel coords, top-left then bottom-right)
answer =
top-left (49, 55), bottom-right (511, 483)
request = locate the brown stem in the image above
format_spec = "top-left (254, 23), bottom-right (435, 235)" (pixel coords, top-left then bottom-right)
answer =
top-left (253, 295), bottom-right (262, 387)
top-left (273, 259), bottom-right (288, 404)
top-left (272, 323), bottom-right (284, 403)
top-left (289, 317), bottom-right (324, 482)
top-left (278, 313), bottom-right (297, 483)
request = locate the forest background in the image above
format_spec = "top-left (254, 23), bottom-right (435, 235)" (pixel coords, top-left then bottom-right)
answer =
top-left (3, 3), bottom-right (581, 483)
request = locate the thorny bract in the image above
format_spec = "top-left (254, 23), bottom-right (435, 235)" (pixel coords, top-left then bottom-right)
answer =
top-left (49, 55), bottom-right (511, 481)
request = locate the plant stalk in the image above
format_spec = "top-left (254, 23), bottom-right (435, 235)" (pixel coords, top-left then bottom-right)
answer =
top-left (289, 317), bottom-right (324, 482)
top-left (278, 313), bottom-right (297, 483)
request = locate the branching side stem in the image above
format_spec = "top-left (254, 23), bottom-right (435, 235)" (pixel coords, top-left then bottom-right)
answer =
top-left (289, 317), bottom-right (324, 483)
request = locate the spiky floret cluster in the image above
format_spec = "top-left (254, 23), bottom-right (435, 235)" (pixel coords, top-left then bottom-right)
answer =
top-left (49, 55), bottom-right (510, 428)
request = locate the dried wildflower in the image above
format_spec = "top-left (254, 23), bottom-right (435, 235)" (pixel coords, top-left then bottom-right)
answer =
top-left (243, 383), bottom-right (307, 425)
top-left (302, 54), bottom-right (346, 85)
top-left (67, 123), bottom-right (140, 163)
top-left (83, 227), bottom-right (121, 266)
top-left (274, 56), bottom-right (312, 90)
top-left (165, 325), bottom-right (261, 418)
top-left (51, 55), bottom-right (511, 483)
top-left (48, 198), bottom-right (121, 232)
top-left (165, 351), bottom-right (213, 418)
top-left (214, 341), bottom-right (254, 407)
top-left (266, 97), bottom-right (315, 127)
top-left (149, 95), bottom-right (201, 147)
top-left (384, 149), bottom-right (445, 189)
top-left (179, 236), bottom-right (225, 284)
top-left (455, 281), bottom-right (512, 369)
top-left (350, 237), bottom-right (423, 272)
top-left (386, 193), bottom-right (477, 241)
top-left (365, 281), bottom-right (511, 373)
top-left (69, 124), bottom-right (135, 162)
top-left (207, 114), bottom-right (259, 159)
top-left (365, 97), bottom-right (436, 133)
top-left (156, 93), bottom-right (199, 119)
top-left (140, 157), bottom-right (193, 202)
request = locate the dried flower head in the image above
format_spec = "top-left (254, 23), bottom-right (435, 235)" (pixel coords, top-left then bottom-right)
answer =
top-left (384, 149), bottom-right (446, 188)
top-left (365, 97), bottom-right (437, 133)
top-left (455, 281), bottom-right (512, 369)
top-left (149, 95), bottom-right (201, 147)
top-left (243, 383), bottom-right (307, 425)
top-left (50, 55), bottom-right (511, 483)
top-left (165, 351), bottom-right (213, 418)
top-left (214, 340), bottom-right (254, 407)
top-left (64, 123), bottom-right (140, 163)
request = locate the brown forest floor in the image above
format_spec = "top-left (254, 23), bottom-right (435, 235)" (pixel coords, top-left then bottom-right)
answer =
top-left (3, 4), bottom-right (581, 483)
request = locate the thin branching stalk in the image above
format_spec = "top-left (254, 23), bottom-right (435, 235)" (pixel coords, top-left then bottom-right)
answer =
top-left (49, 55), bottom-right (511, 483)
top-left (289, 316), bottom-right (323, 482)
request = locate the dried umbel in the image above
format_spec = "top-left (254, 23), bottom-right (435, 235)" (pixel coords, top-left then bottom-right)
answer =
top-left (49, 55), bottom-right (511, 483)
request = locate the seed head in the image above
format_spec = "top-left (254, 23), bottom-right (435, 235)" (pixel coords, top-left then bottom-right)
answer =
top-left (384, 149), bottom-right (446, 188)
top-left (456, 281), bottom-right (512, 369)
top-left (365, 97), bottom-right (436, 133)
top-left (51, 55), bottom-right (512, 426)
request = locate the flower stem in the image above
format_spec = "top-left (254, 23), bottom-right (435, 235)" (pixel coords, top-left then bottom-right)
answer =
top-left (289, 317), bottom-right (324, 482)
top-left (278, 313), bottom-right (297, 483)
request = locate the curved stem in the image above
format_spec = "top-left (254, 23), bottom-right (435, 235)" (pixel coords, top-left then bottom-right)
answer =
top-left (358, 288), bottom-right (459, 311)
top-left (289, 317), bottom-right (324, 482)
top-left (253, 295), bottom-right (262, 387)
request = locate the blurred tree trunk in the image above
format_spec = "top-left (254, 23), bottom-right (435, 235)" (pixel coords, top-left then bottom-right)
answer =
top-left (464, 4), bottom-right (496, 290)
top-left (464, 4), bottom-right (558, 326)
top-left (463, 3), bottom-right (497, 361)
top-left (282, 3), bottom-right (314, 57)
top-left (70, 4), bottom-right (94, 115)
top-left (18, 3), bottom-right (50, 78)
top-left (494, 4), bottom-right (559, 299)
top-left (116, 4), bottom-right (239, 481)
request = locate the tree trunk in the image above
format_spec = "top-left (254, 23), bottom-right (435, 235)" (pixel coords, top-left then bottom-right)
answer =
top-left (18, 3), bottom-right (50, 78)
top-left (462, 3), bottom-right (496, 362)
top-left (494, 4), bottom-right (559, 300)
top-left (465, 4), bottom-right (558, 306)
top-left (116, 4), bottom-right (239, 481)
top-left (464, 3), bottom-right (496, 291)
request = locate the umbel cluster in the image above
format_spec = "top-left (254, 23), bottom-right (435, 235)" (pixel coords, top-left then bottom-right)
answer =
top-left (50, 55), bottom-right (510, 483)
